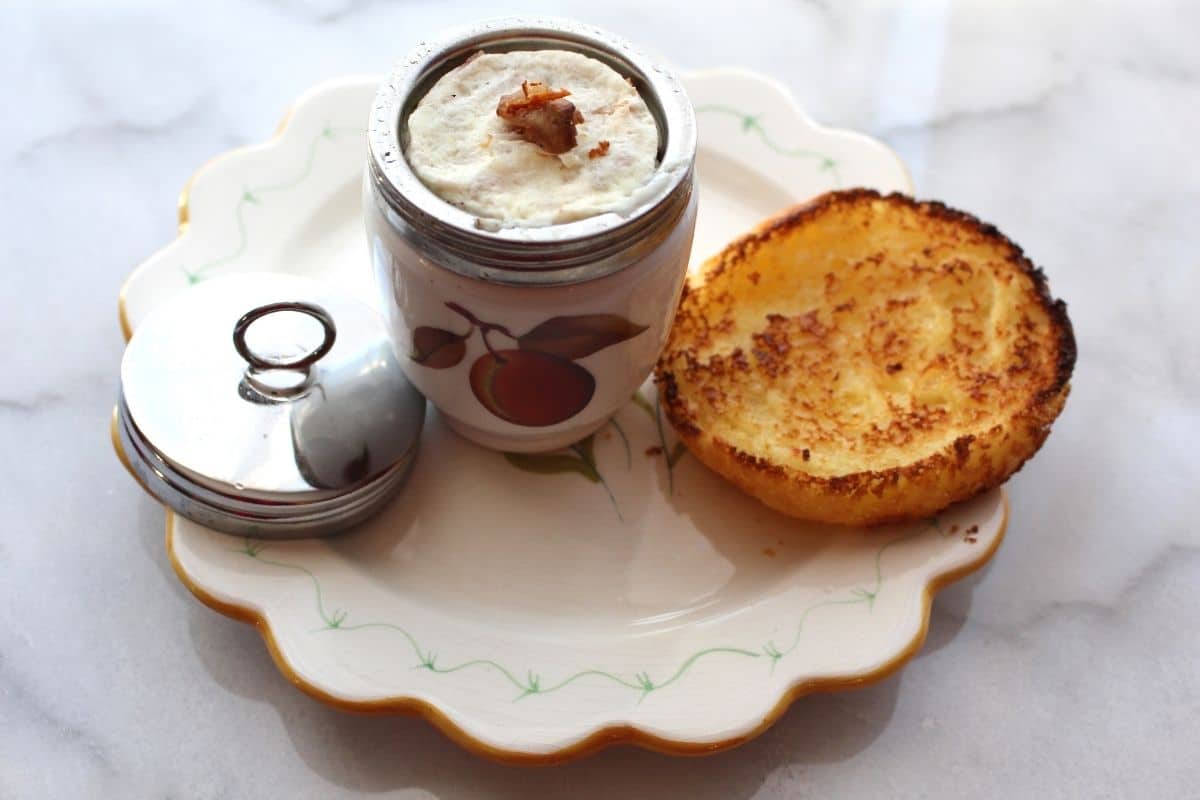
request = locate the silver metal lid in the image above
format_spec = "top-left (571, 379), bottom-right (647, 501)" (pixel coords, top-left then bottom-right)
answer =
top-left (366, 16), bottom-right (697, 285)
top-left (118, 273), bottom-right (425, 538)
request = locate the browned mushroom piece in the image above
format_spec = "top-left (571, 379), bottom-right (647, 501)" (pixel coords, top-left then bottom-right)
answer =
top-left (496, 80), bottom-right (584, 155)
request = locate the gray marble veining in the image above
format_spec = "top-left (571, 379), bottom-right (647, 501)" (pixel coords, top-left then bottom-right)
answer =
top-left (2, 0), bottom-right (1197, 797)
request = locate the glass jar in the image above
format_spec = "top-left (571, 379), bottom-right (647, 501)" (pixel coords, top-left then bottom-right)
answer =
top-left (365, 18), bottom-right (697, 452)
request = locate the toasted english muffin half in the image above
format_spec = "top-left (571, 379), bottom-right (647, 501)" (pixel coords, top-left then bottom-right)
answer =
top-left (656, 190), bottom-right (1075, 525)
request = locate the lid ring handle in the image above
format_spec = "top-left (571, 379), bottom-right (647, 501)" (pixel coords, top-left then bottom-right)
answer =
top-left (233, 301), bottom-right (337, 371)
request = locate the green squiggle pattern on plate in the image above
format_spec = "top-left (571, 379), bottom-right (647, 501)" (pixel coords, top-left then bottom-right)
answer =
top-left (695, 104), bottom-right (842, 188)
top-left (181, 124), bottom-right (362, 284)
top-left (645, 391), bottom-right (688, 495)
top-left (234, 526), bottom-right (926, 702)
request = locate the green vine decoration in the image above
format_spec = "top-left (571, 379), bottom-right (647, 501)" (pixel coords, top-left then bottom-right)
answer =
top-left (181, 124), bottom-right (362, 284)
top-left (236, 539), bottom-right (348, 630)
top-left (632, 390), bottom-right (687, 495)
top-left (233, 527), bottom-right (928, 701)
top-left (609, 418), bottom-right (632, 470)
top-left (503, 433), bottom-right (621, 520)
top-left (694, 104), bottom-right (842, 187)
top-left (501, 391), bottom-right (685, 515)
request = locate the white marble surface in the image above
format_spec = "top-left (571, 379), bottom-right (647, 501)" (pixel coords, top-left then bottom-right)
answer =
top-left (3, 0), bottom-right (1198, 796)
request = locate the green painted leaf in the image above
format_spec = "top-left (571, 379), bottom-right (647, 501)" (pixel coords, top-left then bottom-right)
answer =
top-left (576, 434), bottom-right (596, 468)
top-left (518, 315), bottom-right (648, 360)
top-left (503, 452), bottom-right (599, 483)
top-left (668, 441), bottom-right (688, 467)
top-left (631, 391), bottom-right (656, 419)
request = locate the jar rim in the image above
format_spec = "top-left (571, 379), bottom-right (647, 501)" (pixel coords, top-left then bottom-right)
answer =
top-left (366, 16), bottom-right (697, 285)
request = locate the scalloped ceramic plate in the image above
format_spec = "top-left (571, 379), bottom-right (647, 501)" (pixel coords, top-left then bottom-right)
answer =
top-left (115, 71), bottom-right (1007, 763)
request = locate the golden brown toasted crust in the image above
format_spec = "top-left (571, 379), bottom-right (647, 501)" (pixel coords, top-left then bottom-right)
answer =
top-left (656, 190), bottom-right (1076, 526)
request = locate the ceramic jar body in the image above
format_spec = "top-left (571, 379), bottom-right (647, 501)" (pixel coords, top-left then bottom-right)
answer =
top-left (366, 184), bottom-right (696, 452)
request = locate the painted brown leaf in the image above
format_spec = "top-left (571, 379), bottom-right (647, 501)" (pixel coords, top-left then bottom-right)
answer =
top-left (517, 315), bottom-right (648, 361)
top-left (410, 326), bottom-right (466, 368)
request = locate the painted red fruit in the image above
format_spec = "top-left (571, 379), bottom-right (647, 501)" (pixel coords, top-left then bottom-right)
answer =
top-left (469, 350), bottom-right (595, 427)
